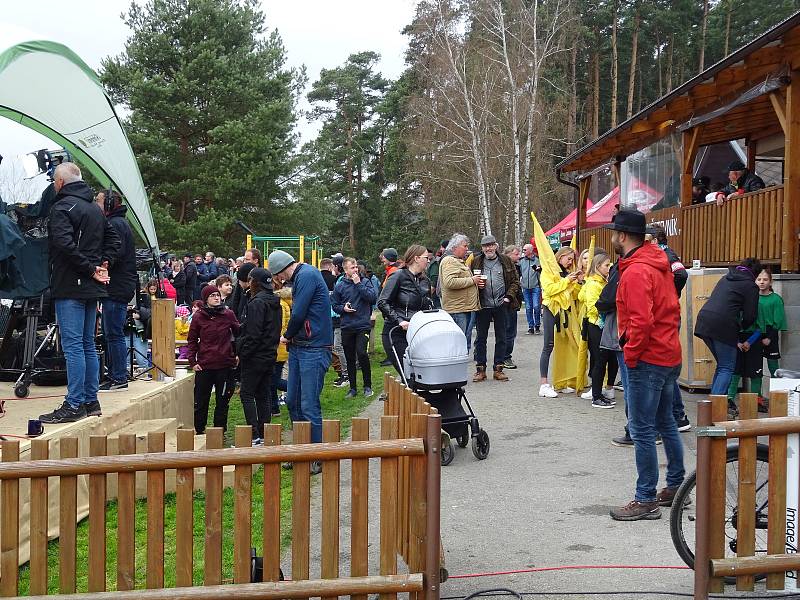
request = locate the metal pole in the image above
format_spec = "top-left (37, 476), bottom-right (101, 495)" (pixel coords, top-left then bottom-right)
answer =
top-left (694, 399), bottom-right (712, 600)
top-left (424, 414), bottom-right (441, 600)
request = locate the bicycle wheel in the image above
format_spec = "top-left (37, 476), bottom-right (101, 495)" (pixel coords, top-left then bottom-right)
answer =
top-left (670, 442), bottom-right (770, 584)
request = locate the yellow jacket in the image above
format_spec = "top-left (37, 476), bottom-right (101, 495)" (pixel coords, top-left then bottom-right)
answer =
top-left (174, 318), bottom-right (190, 341)
top-left (276, 287), bottom-right (292, 363)
top-left (540, 270), bottom-right (579, 313)
top-left (578, 274), bottom-right (606, 326)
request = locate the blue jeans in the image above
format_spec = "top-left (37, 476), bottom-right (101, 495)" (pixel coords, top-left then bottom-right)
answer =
top-left (504, 305), bottom-right (517, 361)
top-left (56, 299), bottom-right (100, 408)
top-left (287, 346), bottom-right (331, 443)
top-left (522, 287), bottom-right (541, 330)
top-left (626, 361), bottom-right (685, 502)
top-left (450, 312), bottom-right (475, 352)
top-left (126, 332), bottom-right (150, 368)
top-left (474, 306), bottom-right (507, 369)
top-left (101, 299), bottom-right (128, 384)
top-left (704, 338), bottom-right (738, 396)
top-left (672, 382), bottom-right (686, 420)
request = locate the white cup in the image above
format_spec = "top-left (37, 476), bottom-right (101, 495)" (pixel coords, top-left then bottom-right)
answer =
top-left (692, 260), bottom-right (701, 269)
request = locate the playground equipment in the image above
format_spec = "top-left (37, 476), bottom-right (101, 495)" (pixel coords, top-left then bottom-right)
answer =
top-left (246, 235), bottom-right (322, 269)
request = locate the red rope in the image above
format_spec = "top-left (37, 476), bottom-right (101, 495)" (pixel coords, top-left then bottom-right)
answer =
top-left (447, 565), bottom-right (691, 579)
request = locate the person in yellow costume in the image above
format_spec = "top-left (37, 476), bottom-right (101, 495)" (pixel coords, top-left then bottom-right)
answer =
top-left (573, 245), bottom-right (594, 391)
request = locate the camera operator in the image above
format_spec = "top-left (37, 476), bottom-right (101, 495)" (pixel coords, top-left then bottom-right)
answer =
top-left (95, 189), bottom-right (137, 393)
top-left (39, 163), bottom-right (121, 424)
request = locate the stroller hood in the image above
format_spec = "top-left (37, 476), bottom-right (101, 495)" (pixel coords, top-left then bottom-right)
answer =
top-left (405, 310), bottom-right (468, 361)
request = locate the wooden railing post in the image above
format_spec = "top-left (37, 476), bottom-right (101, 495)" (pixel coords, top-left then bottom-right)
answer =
top-left (88, 436), bottom-right (108, 592)
top-left (351, 418), bottom-right (370, 600)
top-left (146, 431), bottom-right (166, 589)
top-left (234, 426), bottom-right (253, 584)
top-left (29, 439), bottom-right (49, 596)
top-left (59, 437), bottom-right (78, 594)
top-left (175, 428), bottom-right (195, 588)
top-left (263, 423), bottom-right (283, 582)
top-left (424, 413), bottom-right (442, 600)
top-left (782, 71), bottom-right (800, 272)
top-left (694, 399), bottom-right (712, 600)
top-left (116, 434), bottom-right (136, 591)
top-left (292, 421), bottom-right (312, 593)
top-left (768, 391), bottom-right (789, 590)
top-left (321, 420), bottom-right (341, 600)
top-left (204, 428), bottom-right (224, 586)
top-left (0, 440), bottom-right (19, 598)
top-left (380, 416), bottom-right (399, 600)
top-left (708, 396), bottom-right (728, 593)
top-left (736, 394), bottom-right (758, 591)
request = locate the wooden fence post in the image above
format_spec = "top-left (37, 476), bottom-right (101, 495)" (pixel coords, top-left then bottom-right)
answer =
top-left (351, 418), bottom-right (370, 600)
top-left (708, 396), bottom-right (728, 593)
top-left (175, 429), bottom-right (195, 588)
top-left (146, 431), bottom-right (166, 589)
top-left (88, 436), bottom-right (108, 592)
top-left (204, 428), bottom-right (224, 586)
top-left (694, 399), bottom-right (712, 600)
top-left (263, 423), bottom-right (283, 582)
top-left (0, 440), bottom-right (19, 598)
top-left (425, 413), bottom-right (442, 600)
top-left (380, 415), bottom-right (399, 600)
top-left (29, 439), bottom-right (49, 596)
top-left (117, 434), bottom-right (136, 591)
top-left (234, 426), bottom-right (253, 584)
top-left (736, 394), bottom-right (757, 591)
top-left (768, 391), bottom-right (789, 590)
top-left (59, 437), bottom-right (78, 594)
top-left (321, 420), bottom-right (341, 600)
top-left (292, 421), bottom-right (312, 592)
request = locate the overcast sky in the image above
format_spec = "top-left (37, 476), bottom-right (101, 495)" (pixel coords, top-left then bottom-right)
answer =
top-left (0, 0), bottom-right (416, 160)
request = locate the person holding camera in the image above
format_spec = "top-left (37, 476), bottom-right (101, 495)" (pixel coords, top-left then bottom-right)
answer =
top-left (95, 189), bottom-right (138, 393)
top-left (40, 163), bottom-right (121, 424)
top-left (332, 257), bottom-right (377, 398)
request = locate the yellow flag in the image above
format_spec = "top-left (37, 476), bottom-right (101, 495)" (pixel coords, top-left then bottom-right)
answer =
top-left (569, 233), bottom-right (577, 251)
top-left (530, 211), bottom-right (559, 278)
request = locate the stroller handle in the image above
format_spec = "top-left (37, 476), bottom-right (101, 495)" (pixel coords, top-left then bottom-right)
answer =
top-left (387, 324), bottom-right (409, 387)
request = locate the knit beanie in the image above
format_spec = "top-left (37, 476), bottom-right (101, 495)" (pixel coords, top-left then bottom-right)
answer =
top-left (201, 284), bottom-right (220, 303)
top-left (237, 262), bottom-right (256, 283)
top-left (267, 250), bottom-right (295, 275)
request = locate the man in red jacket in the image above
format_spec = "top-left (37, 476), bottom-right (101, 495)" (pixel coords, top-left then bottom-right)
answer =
top-left (606, 210), bottom-right (685, 522)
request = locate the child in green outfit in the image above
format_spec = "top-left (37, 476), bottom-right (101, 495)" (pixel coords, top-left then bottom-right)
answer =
top-left (728, 268), bottom-right (787, 408)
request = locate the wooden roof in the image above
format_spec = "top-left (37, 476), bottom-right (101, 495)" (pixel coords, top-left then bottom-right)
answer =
top-left (557, 11), bottom-right (800, 174)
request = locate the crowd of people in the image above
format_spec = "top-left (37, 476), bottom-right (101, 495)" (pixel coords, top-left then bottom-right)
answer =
top-left (38, 161), bottom-right (788, 503)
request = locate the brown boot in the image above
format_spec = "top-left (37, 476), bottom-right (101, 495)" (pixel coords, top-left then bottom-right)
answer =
top-left (472, 366), bottom-right (487, 382)
top-left (493, 366), bottom-right (509, 381)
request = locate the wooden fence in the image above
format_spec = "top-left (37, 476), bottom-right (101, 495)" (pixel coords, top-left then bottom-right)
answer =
top-left (0, 382), bottom-right (442, 599)
top-left (693, 391), bottom-right (792, 599)
top-left (578, 186), bottom-right (785, 267)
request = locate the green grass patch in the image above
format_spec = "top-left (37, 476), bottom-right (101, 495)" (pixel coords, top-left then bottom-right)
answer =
top-left (18, 320), bottom-right (391, 593)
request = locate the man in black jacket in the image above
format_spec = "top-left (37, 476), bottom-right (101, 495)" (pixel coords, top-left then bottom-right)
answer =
top-left (182, 254), bottom-right (198, 302)
top-left (40, 163), bottom-right (121, 424)
top-left (95, 190), bottom-right (138, 392)
top-left (236, 268), bottom-right (281, 443)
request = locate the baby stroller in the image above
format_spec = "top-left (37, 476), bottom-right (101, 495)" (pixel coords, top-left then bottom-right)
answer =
top-left (390, 309), bottom-right (490, 466)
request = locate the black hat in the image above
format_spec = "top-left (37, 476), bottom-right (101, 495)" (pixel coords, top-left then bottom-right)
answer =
top-left (331, 253), bottom-right (344, 267)
top-left (248, 267), bottom-right (273, 291)
top-left (238, 262), bottom-right (256, 282)
top-left (727, 160), bottom-right (746, 172)
top-left (603, 209), bottom-right (646, 234)
top-left (382, 248), bottom-right (398, 262)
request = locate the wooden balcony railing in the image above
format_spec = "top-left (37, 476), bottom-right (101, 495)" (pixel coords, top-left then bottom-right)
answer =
top-left (576, 185), bottom-right (785, 268)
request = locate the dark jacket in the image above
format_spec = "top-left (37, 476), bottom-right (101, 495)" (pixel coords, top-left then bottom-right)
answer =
top-left (284, 263), bottom-right (334, 347)
top-left (617, 244), bottom-right (681, 368)
top-left (48, 181), bottom-right (121, 300)
top-left (662, 245), bottom-right (688, 296)
top-left (186, 306), bottom-right (240, 370)
top-left (694, 266), bottom-right (759, 346)
top-left (183, 262), bottom-right (198, 301)
top-left (236, 289), bottom-right (281, 363)
top-left (168, 269), bottom-right (187, 305)
top-left (377, 268), bottom-right (433, 327)
top-left (197, 261), bottom-right (219, 284)
top-left (470, 252), bottom-right (522, 309)
top-left (332, 276), bottom-right (377, 331)
top-left (105, 205), bottom-right (138, 304)
top-left (230, 283), bottom-right (249, 320)
top-left (722, 170), bottom-right (765, 196)
top-left (596, 263), bottom-right (619, 316)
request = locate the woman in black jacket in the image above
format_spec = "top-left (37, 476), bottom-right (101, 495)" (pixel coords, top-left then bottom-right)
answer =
top-left (167, 259), bottom-right (187, 305)
top-left (377, 245), bottom-right (433, 374)
top-left (694, 257), bottom-right (761, 399)
top-left (236, 268), bottom-right (281, 444)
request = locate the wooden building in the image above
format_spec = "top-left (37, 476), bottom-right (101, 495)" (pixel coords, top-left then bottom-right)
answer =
top-left (557, 11), bottom-right (800, 273)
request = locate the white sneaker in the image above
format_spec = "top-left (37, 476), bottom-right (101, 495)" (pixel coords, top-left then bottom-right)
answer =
top-left (558, 387), bottom-right (576, 394)
top-left (580, 390), bottom-right (594, 400)
top-left (539, 384), bottom-right (558, 398)
top-left (602, 388), bottom-right (616, 401)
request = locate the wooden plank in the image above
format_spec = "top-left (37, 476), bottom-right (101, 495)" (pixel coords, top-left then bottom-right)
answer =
top-left (783, 73), bottom-right (800, 271)
top-left (263, 424), bottom-right (282, 582)
top-left (88, 436), bottom-right (108, 592)
top-left (29, 439), bottom-right (49, 596)
top-left (150, 298), bottom-right (176, 378)
top-left (770, 92), bottom-right (788, 134)
top-left (0, 441), bottom-right (19, 597)
top-left (408, 415), bottom-right (428, 600)
top-left (59, 437), bottom-right (78, 594)
top-left (321, 421), bottom-right (341, 600)
top-left (767, 391), bottom-right (789, 589)
top-left (736, 394), bottom-right (757, 591)
top-left (292, 422), bottom-right (311, 588)
top-left (117, 434), bottom-right (136, 591)
top-left (146, 432), bottom-right (166, 589)
top-left (350, 418), bottom-right (370, 600)
top-left (175, 429), bottom-right (195, 588)
top-left (380, 416), bottom-right (399, 600)
top-left (234, 426), bottom-right (253, 584)
top-left (204, 428), bottom-right (224, 586)
top-left (708, 396), bottom-right (728, 593)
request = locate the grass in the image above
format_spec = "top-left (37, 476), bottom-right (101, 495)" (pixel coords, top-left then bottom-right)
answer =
top-left (17, 320), bottom-right (391, 593)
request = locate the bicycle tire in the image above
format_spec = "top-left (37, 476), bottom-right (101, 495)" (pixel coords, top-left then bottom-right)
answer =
top-left (670, 442), bottom-right (770, 584)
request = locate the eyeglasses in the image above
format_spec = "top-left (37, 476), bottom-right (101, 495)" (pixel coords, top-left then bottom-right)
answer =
top-left (419, 255), bottom-right (431, 262)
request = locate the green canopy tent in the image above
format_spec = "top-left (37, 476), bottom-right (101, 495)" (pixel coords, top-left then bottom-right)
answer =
top-left (0, 40), bottom-right (158, 253)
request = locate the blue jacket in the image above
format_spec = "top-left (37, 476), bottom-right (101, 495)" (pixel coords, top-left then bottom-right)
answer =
top-left (332, 276), bottom-right (377, 331)
top-left (284, 263), bottom-right (334, 347)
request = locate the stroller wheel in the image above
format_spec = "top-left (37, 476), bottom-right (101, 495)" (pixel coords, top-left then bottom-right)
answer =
top-left (14, 384), bottom-right (29, 398)
top-left (472, 429), bottom-right (490, 460)
top-left (456, 433), bottom-right (469, 448)
top-left (441, 438), bottom-right (455, 466)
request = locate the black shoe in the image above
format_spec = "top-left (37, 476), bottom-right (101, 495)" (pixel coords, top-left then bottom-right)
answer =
top-left (612, 434), bottom-right (634, 447)
top-left (379, 358), bottom-right (393, 367)
top-left (345, 389), bottom-right (357, 399)
top-left (310, 460), bottom-right (322, 476)
top-left (676, 414), bottom-right (691, 432)
top-left (534, 327), bottom-right (541, 334)
top-left (271, 408), bottom-right (282, 417)
top-left (85, 400), bottom-right (102, 417)
top-left (39, 401), bottom-right (87, 424)
top-left (332, 376), bottom-right (350, 388)
top-left (99, 380), bottom-right (128, 393)
top-left (527, 328), bottom-right (535, 335)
